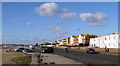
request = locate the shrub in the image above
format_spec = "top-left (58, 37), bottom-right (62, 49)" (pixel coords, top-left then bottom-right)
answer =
top-left (95, 46), bottom-right (99, 48)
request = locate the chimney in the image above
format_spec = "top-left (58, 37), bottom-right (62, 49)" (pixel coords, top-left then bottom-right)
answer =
top-left (112, 33), bottom-right (115, 34)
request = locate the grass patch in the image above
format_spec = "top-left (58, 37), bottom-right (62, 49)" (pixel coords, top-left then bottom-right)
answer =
top-left (12, 55), bottom-right (32, 64)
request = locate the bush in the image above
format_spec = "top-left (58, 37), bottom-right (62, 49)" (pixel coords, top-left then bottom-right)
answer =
top-left (95, 46), bottom-right (99, 48)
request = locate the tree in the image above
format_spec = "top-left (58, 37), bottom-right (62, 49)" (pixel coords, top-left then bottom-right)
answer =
top-left (35, 43), bottom-right (39, 46)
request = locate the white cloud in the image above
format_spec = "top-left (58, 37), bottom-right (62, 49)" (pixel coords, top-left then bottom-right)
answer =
top-left (61, 12), bottom-right (77, 20)
top-left (9, 18), bottom-right (19, 22)
top-left (0, 33), bottom-right (2, 36)
top-left (22, 37), bottom-right (30, 42)
top-left (26, 22), bottom-right (32, 26)
top-left (47, 26), bottom-right (61, 31)
top-left (0, 33), bottom-right (15, 37)
top-left (62, 8), bottom-right (70, 12)
top-left (55, 31), bottom-right (69, 39)
top-left (80, 12), bottom-right (108, 27)
top-left (34, 3), bottom-right (58, 16)
top-left (59, 31), bottom-right (69, 35)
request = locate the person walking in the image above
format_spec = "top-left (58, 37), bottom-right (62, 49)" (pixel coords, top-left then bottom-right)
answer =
top-left (65, 47), bottom-right (68, 52)
top-left (105, 46), bottom-right (107, 52)
top-left (107, 48), bottom-right (109, 52)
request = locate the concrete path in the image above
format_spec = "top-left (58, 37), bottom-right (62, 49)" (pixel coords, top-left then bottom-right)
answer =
top-left (30, 56), bottom-right (38, 64)
top-left (41, 53), bottom-right (82, 64)
top-left (30, 54), bottom-right (40, 66)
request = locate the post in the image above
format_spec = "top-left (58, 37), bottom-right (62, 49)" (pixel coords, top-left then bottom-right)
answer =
top-left (5, 37), bottom-right (7, 54)
top-left (83, 43), bottom-right (84, 51)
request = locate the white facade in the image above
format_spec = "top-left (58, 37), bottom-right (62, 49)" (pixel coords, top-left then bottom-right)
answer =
top-left (70, 36), bottom-right (74, 45)
top-left (57, 40), bottom-right (62, 45)
top-left (78, 35), bottom-right (83, 44)
top-left (60, 38), bottom-right (68, 45)
top-left (90, 38), bottom-right (100, 47)
top-left (90, 33), bottom-right (120, 48)
top-left (70, 36), bottom-right (79, 45)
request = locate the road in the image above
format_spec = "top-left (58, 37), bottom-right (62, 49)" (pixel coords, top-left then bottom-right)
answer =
top-left (53, 48), bottom-right (118, 64)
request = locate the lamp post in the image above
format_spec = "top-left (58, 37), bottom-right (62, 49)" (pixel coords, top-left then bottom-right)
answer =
top-left (83, 37), bottom-right (85, 52)
top-left (77, 28), bottom-right (80, 50)
top-left (4, 37), bottom-right (7, 54)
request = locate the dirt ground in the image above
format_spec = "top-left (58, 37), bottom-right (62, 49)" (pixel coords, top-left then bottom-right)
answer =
top-left (2, 49), bottom-right (27, 64)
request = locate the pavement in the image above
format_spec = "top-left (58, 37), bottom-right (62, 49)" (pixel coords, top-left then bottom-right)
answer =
top-left (53, 48), bottom-right (119, 64)
top-left (30, 54), bottom-right (38, 64)
top-left (41, 53), bottom-right (81, 64)
top-left (28, 52), bottom-right (81, 64)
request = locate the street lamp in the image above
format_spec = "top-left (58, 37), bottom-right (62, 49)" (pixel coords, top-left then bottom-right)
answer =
top-left (4, 37), bottom-right (7, 54)
top-left (83, 37), bottom-right (85, 52)
top-left (77, 28), bottom-right (81, 50)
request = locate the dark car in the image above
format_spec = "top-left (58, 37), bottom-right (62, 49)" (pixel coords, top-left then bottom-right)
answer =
top-left (15, 48), bottom-right (25, 52)
top-left (23, 48), bottom-right (33, 52)
top-left (41, 47), bottom-right (54, 53)
top-left (86, 48), bottom-right (96, 54)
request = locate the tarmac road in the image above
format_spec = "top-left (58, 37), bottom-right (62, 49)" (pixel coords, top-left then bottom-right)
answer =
top-left (53, 48), bottom-right (119, 64)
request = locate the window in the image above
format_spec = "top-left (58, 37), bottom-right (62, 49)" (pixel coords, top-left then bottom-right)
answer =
top-left (109, 37), bottom-right (110, 40)
top-left (105, 38), bottom-right (106, 40)
top-left (114, 36), bottom-right (116, 39)
top-left (87, 37), bottom-right (89, 39)
top-left (109, 43), bottom-right (110, 47)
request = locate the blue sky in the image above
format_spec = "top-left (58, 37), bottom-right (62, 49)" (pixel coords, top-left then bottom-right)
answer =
top-left (2, 2), bottom-right (118, 44)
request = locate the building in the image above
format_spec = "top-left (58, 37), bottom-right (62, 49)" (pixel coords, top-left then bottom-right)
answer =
top-left (60, 38), bottom-right (69, 46)
top-left (79, 34), bottom-right (98, 46)
top-left (68, 37), bottom-right (71, 45)
top-left (70, 35), bottom-right (79, 46)
top-left (90, 33), bottom-right (120, 48)
top-left (69, 34), bottom-right (98, 46)
top-left (57, 40), bottom-right (62, 44)
top-left (90, 37), bottom-right (100, 47)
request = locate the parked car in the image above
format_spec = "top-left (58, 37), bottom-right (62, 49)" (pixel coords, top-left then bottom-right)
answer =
top-left (86, 48), bottom-right (96, 54)
top-left (23, 48), bottom-right (33, 53)
top-left (41, 47), bottom-right (54, 53)
top-left (15, 48), bottom-right (25, 52)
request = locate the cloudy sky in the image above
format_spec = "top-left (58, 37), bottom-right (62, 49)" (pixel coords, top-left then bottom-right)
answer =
top-left (2, 2), bottom-right (118, 44)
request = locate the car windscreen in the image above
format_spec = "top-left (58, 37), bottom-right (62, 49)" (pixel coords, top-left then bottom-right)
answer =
top-left (24, 49), bottom-right (30, 50)
top-left (48, 48), bottom-right (53, 50)
top-left (19, 48), bottom-right (25, 50)
top-left (43, 48), bottom-right (48, 50)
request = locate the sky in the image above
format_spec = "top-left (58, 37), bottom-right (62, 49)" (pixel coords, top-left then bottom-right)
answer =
top-left (1, 2), bottom-right (118, 44)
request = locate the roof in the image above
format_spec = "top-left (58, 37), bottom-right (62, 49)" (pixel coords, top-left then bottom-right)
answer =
top-left (81, 34), bottom-right (98, 37)
top-left (72, 35), bottom-right (79, 38)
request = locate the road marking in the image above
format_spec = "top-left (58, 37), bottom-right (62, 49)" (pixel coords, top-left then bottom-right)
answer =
top-left (103, 61), bottom-right (110, 62)
top-left (77, 63), bottom-right (82, 64)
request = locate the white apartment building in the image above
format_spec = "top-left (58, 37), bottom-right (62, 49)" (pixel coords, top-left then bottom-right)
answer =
top-left (60, 38), bottom-right (69, 45)
top-left (70, 34), bottom-right (97, 46)
top-left (70, 35), bottom-right (79, 45)
top-left (90, 38), bottom-right (100, 47)
top-left (90, 33), bottom-right (120, 48)
top-left (78, 35), bottom-right (83, 44)
top-left (57, 40), bottom-right (62, 46)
